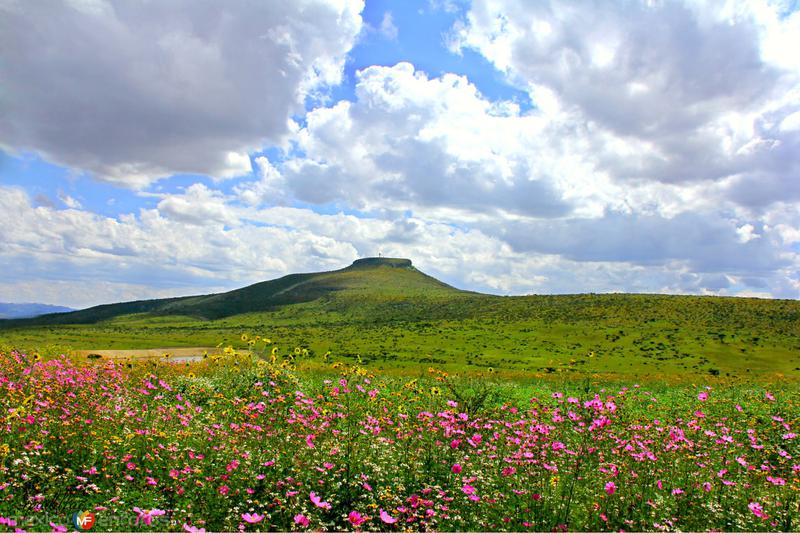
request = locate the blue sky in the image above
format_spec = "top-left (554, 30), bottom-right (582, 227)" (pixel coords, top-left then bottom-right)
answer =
top-left (1, 0), bottom-right (799, 308)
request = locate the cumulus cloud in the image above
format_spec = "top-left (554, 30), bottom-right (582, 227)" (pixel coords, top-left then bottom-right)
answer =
top-left (279, 63), bottom-right (578, 218)
top-left (0, 0), bottom-right (364, 187)
top-left (452, 0), bottom-right (800, 206)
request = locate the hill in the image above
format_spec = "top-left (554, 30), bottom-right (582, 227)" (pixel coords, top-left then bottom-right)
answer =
top-left (1, 257), bottom-right (458, 326)
top-left (1, 257), bottom-right (799, 378)
top-left (0, 302), bottom-right (75, 319)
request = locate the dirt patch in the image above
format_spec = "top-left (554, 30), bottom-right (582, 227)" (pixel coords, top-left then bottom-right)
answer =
top-left (75, 347), bottom-right (220, 361)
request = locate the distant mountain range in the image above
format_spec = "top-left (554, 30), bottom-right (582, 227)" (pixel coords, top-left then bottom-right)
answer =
top-left (0, 302), bottom-right (75, 319)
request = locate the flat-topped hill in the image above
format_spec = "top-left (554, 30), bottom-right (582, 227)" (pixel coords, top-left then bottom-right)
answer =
top-left (0, 257), bottom-right (459, 324)
top-left (1, 258), bottom-right (799, 378)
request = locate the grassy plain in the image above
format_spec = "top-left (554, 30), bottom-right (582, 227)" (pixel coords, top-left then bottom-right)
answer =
top-left (2, 268), bottom-right (799, 379)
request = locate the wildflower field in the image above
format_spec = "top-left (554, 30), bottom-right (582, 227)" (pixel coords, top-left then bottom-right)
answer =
top-left (1, 345), bottom-right (798, 532)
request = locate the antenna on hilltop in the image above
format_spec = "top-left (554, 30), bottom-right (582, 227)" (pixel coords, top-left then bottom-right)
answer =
top-left (378, 250), bottom-right (383, 258)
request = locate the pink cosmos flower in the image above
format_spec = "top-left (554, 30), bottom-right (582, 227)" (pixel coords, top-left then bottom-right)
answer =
top-left (294, 514), bottom-right (309, 528)
top-left (133, 507), bottom-right (166, 526)
top-left (379, 509), bottom-right (397, 524)
top-left (698, 391), bottom-right (708, 401)
top-left (183, 524), bottom-right (206, 533)
top-left (310, 491), bottom-right (332, 510)
top-left (452, 463), bottom-right (462, 474)
top-left (241, 513), bottom-right (263, 524)
top-left (702, 482), bottom-right (712, 492)
top-left (605, 481), bottom-right (616, 495)
top-left (749, 502), bottom-right (769, 520)
top-left (305, 434), bottom-right (315, 448)
top-left (462, 484), bottom-right (477, 495)
top-left (227, 460), bottom-right (240, 472)
top-left (50, 523), bottom-right (67, 533)
top-left (766, 476), bottom-right (786, 485)
top-left (348, 511), bottom-right (367, 526)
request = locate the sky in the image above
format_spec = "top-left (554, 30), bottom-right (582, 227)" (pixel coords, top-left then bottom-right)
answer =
top-left (1, 0), bottom-right (799, 309)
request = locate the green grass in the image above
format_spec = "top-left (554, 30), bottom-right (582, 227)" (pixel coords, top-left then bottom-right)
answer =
top-left (2, 260), bottom-right (799, 379)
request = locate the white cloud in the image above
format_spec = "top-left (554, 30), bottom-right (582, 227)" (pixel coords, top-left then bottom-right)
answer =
top-left (380, 11), bottom-right (398, 40)
top-left (452, 0), bottom-right (800, 207)
top-left (9, 182), bottom-right (793, 308)
top-left (58, 192), bottom-right (82, 209)
top-left (0, 0), bottom-right (364, 188)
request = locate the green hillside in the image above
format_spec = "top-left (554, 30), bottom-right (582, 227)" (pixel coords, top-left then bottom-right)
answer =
top-left (1, 257), bottom-right (799, 378)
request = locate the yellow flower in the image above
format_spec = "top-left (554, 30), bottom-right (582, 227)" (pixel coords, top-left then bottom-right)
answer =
top-left (241, 333), bottom-right (249, 342)
top-left (430, 387), bottom-right (441, 396)
top-left (263, 338), bottom-right (272, 344)
top-left (271, 346), bottom-right (278, 356)
top-left (294, 347), bottom-right (301, 355)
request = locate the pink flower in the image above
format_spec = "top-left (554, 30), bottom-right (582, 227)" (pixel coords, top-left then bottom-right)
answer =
top-left (183, 524), bottom-right (206, 533)
top-left (133, 507), bottom-right (166, 526)
top-left (50, 523), bottom-right (67, 533)
top-left (310, 491), bottom-right (331, 510)
top-left (227, 459), bottom-right (240, 472)
top-left (241, 513), bottom-right (264, 524)
top-left (379, 509), bottom-right (397, 524)
top-left (462, 484), bottom-right (476, 495)
top-left (605, 481), bottom-right (616, 495)
top-left (305, 434), bottom-right (316, 448)
top-left (348, 511), bottom-right (367, 526)
top-left (698, 391), bottom-right (708, 401)
top-left (294, 514), bottom-right (309, 528)
top-left (126, 462), bottom-right (136, 470)
top-left (451, 463), bottom-right (462, 474)
top-left (765, 392), bottom-right (775, 401)
top-left (702, 482), bottom-right (712, 492)
top-left (218, 484), bottom-right (230, 495)
top-left (766, 476), bottom-right (786, 486)
top-left (749, 502), bottom-right (769, 520)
